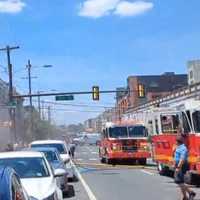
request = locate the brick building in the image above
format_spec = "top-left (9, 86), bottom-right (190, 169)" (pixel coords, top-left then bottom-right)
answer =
top-left (116, 72), bottom-right (187, 119)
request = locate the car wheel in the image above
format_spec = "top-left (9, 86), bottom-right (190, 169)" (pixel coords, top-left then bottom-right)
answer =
top-left (157, 163), bottom-right (170, 176)
top-left (100, 157), bottom-right (106, 163)
top-left (138, 158), bottom-right (147, 165)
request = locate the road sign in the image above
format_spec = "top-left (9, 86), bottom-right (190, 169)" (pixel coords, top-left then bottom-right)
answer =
top-left (55, 95), bottom-right (74, 101)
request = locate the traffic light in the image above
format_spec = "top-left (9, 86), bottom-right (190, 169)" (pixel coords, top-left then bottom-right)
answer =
top-left (138, 84), bottom-right (145, 98)
top-left (92, 86), bottom-right (100, 101)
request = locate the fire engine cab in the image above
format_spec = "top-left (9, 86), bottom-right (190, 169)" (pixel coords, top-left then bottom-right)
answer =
top-left (99, 121), bottom-right (151, 165)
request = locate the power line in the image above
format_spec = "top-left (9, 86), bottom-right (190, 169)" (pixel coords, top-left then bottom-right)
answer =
top-left (31, 99), bottom-right (114, 109)
top-left (42, 107), bottom-right (105, 113)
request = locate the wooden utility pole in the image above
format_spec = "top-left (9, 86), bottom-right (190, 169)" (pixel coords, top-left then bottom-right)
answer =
top-left (0, 45), bottom-right (19, 143)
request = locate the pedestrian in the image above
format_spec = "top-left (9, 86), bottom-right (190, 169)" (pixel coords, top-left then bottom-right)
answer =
top-left (5, 143), bottom-right (14, 152)
top-left (174, 135), bottom-right (196, 200)
top-left (70, 144), bottom-right (76, 159)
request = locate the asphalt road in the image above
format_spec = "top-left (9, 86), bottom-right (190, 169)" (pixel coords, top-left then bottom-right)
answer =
top-left (65, 145), bottom-right (200, 200)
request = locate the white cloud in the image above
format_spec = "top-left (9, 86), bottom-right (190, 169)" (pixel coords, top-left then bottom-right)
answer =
top-left (78, 0), bottom-right (154, 18)
top-left (79, 0), bottom-right (120, 18)
top-left (0, 0), bottom-right (25, 14)
top-left (114, 1), bottom-right (154, 17)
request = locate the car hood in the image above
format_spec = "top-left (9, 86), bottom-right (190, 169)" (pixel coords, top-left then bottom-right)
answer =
top-left (21, 177), bottom-right (56, 200)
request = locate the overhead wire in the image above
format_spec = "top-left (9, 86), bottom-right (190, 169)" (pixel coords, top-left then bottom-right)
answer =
top-left (30, 99), bottom-right (114, 109)
top-left (42, 107), bottom-right (104, 113)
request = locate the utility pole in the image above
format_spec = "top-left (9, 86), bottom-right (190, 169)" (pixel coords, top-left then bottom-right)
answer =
top-left (26, 60), bottom-right (32, 108)
top-left (25, 59), bottom-right (34, 135)
top-left (0, 45), bottom-right (19, 143)
top-left (37, 91), bottom-right (41, 119)
top-left (41, 100), bottom-right (45, 120)
top-left (48, 106), bottom-right (51, 124)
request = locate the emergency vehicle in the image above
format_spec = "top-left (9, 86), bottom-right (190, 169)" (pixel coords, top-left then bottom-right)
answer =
top-left (124, 99), bottom-right (200, 184)
top-left (99, 121), bottom-right (151, 165)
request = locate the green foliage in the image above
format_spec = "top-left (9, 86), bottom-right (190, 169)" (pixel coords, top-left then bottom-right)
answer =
top-left (23, 106), bottom-right (56, 142)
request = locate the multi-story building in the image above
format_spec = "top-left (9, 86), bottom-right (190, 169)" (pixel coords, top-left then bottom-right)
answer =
top-left (116, 72), bottom-right (188, 120)
top-left (84, 108), bottom-right (116, 133)
top-left (188, 60), bottom-right (200, 85)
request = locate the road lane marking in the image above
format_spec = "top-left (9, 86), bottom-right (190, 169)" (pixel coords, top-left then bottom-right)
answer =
top-left (91, 152), bottom-right (98, 154)
top-left (76, 158), bottom-right (83, 161)
top-left (75, 162), bottom-right (157, 170)
top-left (141, 169), bottom-right (154, 175)
top-left (89, 158), bottom-right (98, 161)
top-left (72, 162), bottom-right (98, 200)
top-left (86, 146), bottom-right (91, 151)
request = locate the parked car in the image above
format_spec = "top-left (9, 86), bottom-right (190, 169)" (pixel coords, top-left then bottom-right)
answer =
top-left (0, 166), bottom-right (30, 200)
top-left (30, 147), bottom-right (69, 194)
top-left (72, 136), bottom-right (85, 145)
top-left (0, 151), bottom-right (66, 200)
top-left (30, 140), bottom-right (76, 181)
top-left (84, 133), bottom-right (101, 146)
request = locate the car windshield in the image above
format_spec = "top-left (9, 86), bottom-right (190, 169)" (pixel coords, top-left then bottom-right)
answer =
top-left (42, 151), bottom-right (59, 162)
top-left (31, 144), bottom-right (66, 154)
top-left (109, 127), bottom-right (128, 138)
top-left (0, 158), bottom-right (50, 178)
top-left (128, 126), bottom-right (148, 137)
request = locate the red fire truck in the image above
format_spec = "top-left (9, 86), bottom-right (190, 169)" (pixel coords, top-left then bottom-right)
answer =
top-left (141, 100), bottom-right (200, 184)
top-left (99, 121), bottom-right (151, 165)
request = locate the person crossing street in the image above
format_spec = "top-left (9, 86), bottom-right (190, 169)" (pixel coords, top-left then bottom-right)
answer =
top-left (174, 135), bottom-right (196, 200)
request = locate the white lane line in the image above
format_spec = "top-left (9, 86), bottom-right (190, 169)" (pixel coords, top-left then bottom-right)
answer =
top-left (141, 169), bottom-right (154, 175)
top-left (72, 162), bottom-right (98, 200)
top-left (91, 152), bottom-right (98, 154)
top-left (76, 158), bottom-right (83, 161)
top-left (89, 158), bottom-right (98, 161)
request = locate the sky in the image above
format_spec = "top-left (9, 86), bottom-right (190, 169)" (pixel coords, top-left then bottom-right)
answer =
top-left (0, 0), bottom-right (200, 125)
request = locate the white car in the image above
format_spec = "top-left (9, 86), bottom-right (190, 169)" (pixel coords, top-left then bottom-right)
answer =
top-left (30, 140), bottom-right (76, 180)
top-left (0, 151), bottom-right (66, 200)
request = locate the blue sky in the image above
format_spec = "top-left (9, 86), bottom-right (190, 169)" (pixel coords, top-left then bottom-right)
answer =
top-left (0, 0), bottom-right (200, 124)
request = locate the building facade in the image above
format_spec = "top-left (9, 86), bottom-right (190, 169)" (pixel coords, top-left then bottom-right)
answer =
top-left (188, 60), bottom-right (200, 85)
top-left (116, 72), bottom-right (188, 120)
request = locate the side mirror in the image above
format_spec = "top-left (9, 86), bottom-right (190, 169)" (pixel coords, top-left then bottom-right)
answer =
top-left (54, 168), bottom-right (67, 177)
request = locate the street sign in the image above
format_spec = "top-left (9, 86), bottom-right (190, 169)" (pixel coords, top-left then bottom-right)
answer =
top-left (55, 95), bottom-right (74, 101)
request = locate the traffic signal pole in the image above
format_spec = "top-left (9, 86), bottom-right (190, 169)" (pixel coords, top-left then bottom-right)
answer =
top-left (13, 89), bottom-right (133, 98)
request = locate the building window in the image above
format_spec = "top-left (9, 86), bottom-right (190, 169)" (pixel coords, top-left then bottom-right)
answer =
top-left (190, 70), bottom-right (193, 79)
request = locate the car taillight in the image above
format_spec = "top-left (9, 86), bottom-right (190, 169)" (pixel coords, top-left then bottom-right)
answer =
top-left (16, 191), bottom-right (24, 200)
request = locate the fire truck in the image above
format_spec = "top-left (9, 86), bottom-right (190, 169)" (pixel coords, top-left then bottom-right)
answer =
top-left (124, 97), bottom-right (200, 184)
top-left (99, 121), bottom-right (151, 165)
